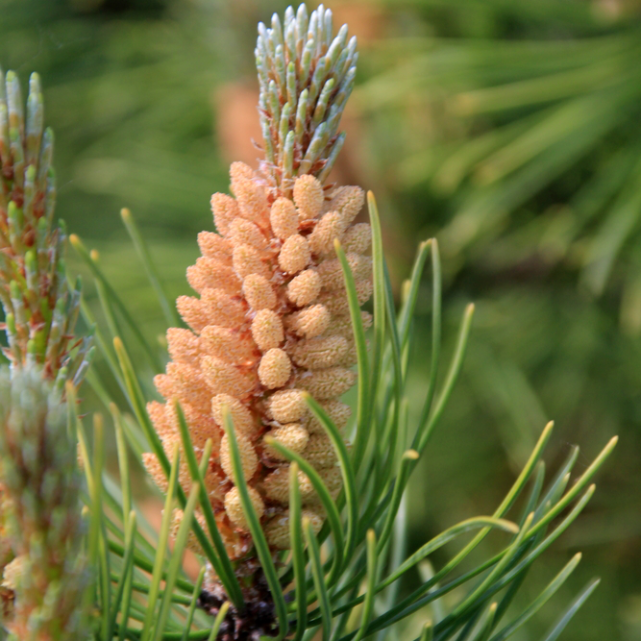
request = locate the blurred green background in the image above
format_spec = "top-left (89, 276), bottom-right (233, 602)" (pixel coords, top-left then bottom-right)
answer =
top-left (2, 0), bottom-right (640, 639)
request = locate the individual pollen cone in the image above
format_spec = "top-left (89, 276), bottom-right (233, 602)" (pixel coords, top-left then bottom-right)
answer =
top-left (243, 274), bottom-right (276, 310)
top-left (263, 466), bottom-right (315, 504)
top-left (290, 335), bottom-right (349, 369)
top-left (297, 367), bottom-right (357, 399)
top-left (187, 257), bottom-right (240, 294)
top-left (210, 193), bottom-right (239, 235)
top-left (264, 423), bottom-right (310, 460)
top-left (197, 231), bottom-right (232, 261)
top-left (200, 326), bottom-right (256, 364)
top-left (224, 486), bottom-right (265, 530)
top-left (201, 356), bottom-right (257, 397)
top-left (308, 211), bottom-right (347, 255)
top-left (267, 389), bottom-right (309, 423)
top-left (167, 328), bottom-right (200, 366)
top-left (287, 303), bottom-right (331, 338)
top-left (233, 244), bottom-right (271, 280)
top-left (221, 432), bottom-right (259, 481)
top-left (343, 223), bottom-right (372, 254)
top-left (176, 296), bottom-right (210, 333)
top-left (212, 394), bottom-right (258, 436)
top-left (148, 4), bottom-right (370, 574)
top-left (293, 174), bottom-right (324, 220)
top-left (270, 198), bottom-right (298, 239)
top-left (251, 309), bottom-right (284, 351)
top-left (258, 348), bottom-right (292, 389)
top-left (201, 289), bottom-right (246, 326)
top-left (287, 269), bottom-right (321, 307)
top-left (230, 160), bottom-right (255, 186)
top-left (233, 177), bottom-right (269, 222)
top-left (228, 218), bottom-right (268, 250)
top-left (302, 432), bottom-right (338, 468)
top-left (308, 399), bottom-right (352, 433)
top-left (264, 509), bottom-right (323, 550)
top-left (278, 234), bottom-right (311, 274)
top-left (318, 253), bottom-right (371, 290)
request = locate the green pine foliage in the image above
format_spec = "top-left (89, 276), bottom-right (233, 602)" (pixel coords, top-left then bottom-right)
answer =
top-left (0, 2), bottom-right (632, 640)
top-left (352, 4), bottom-right (641, 638)
top-left (358, 0), bottom-right (641, 294)
top-left (67, 194), bottom-right (616, 640)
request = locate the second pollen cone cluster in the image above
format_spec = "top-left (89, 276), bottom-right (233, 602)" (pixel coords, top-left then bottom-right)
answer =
top-left (144, 162), bottom-right (372, 560)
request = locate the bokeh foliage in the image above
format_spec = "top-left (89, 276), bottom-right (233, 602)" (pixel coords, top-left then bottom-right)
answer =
top-left (0, 0), bottom-right (639, 640)
top-left (354, 2), bottom-right (641, 640)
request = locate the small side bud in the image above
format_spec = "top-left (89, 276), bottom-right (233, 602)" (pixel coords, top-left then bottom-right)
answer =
top-left (1, 556), bottom-right (25, 592)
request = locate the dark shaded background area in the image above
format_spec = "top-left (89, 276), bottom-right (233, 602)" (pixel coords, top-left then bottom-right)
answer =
top-left (1, 0), bottom-right (640, 639)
